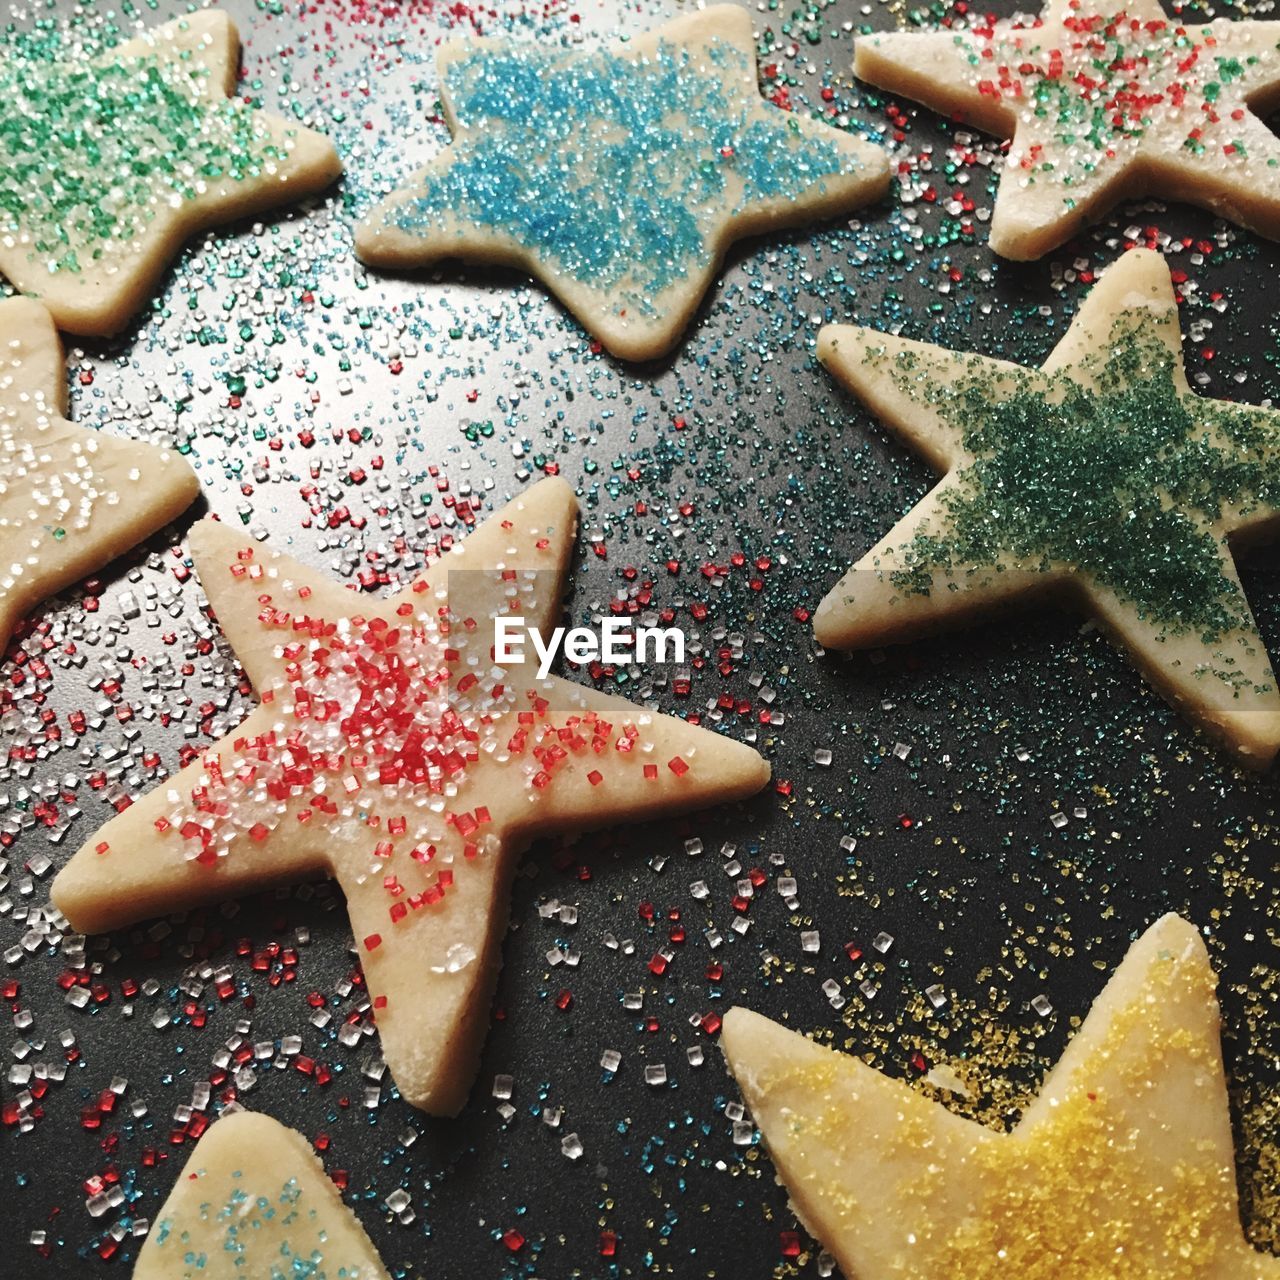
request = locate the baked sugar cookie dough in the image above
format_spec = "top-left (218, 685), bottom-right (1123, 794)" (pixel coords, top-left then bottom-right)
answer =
top-left (52, 477), bottom-right (770, 1116)
top-left (355, 6), bottom-right (889, 361)
top-left (134, 1111), bottom-right (389, 1280)
top-left (722, 915), bottom-right (1280, 1279)
top-left (814, 249), bottom-right (1280, 767)
top-left (854, 0), bottom-right (1280, 260)
top-left (0, 296), bottom-right (198, 658)
top-left (0, 10), bottom-right (342, 337)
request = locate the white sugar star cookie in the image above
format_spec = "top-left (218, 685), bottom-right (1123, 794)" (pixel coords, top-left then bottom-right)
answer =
top-left (0, 297), bottom-right (198, 657)
top-left (814, 249), bottom-right (1280, 766)
top-left (355, 6), bottom-right (889, 360)
top-left (134, 1111), bottom-right (389, 1280)
top-left (53, 477), bottom-right (770, 1115)
top-left (855, 0), bottom-right (1280, 258)
top-left (0, 10), bottom-right (341, 336)
top-left (723, 914), bottom-right (1280, 1279)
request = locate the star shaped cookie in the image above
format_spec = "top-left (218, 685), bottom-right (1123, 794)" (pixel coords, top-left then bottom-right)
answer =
top-left (355, 5), bottom-right (889, 360)
top-left (0, 296), bottom-right (199, 658)
top-left (134, 1111), bottom-right (389, 1279)
top-left (52, 477), bottom-right (770, 1115)
top-left (814, 249), bottom-right (1280, 766)
top-left (855, 0), bottom-right (1280, 259)
top-left (0, 10), bottom-right (342, 336)
top-left (722, 914), bottom-right (1280, 1278)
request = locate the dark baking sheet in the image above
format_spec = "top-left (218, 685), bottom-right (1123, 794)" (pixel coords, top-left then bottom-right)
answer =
top-left (3, 0), bottom-right (1280, 1274)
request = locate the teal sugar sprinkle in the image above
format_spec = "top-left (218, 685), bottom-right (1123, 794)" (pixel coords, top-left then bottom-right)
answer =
top-left (389, 37), bottom-right (859, 306)
top-left (882, 314), bottom-right (1280, 645)
top-left (0, 34), bottom-right (284, 273)
top-left (157, 1176), bottom-right (346, 1277)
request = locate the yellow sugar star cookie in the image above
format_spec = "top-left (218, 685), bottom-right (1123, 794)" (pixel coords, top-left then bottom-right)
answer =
top-left (0, 10), bottom-right (342, 336)
top-left (53, 477), bottom-right (770, 1115)
top-left (854, 0), bottom-right (1280, 259)
top-left (355, 6), bottom-right (889, 360)
top-left (722, 914), bottom-right (1280, 1279)
top-left (133, 1111), bottom-right (389, 1280)
top-left (0, 296), bottom-right (199, 657)
top-left (814, 249), bottom-right (1280, 766)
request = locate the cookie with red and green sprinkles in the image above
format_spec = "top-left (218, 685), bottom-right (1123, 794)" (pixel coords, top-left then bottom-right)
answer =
top-left (354, 5), bottom-right (889, 361)
top-left (0, 10), bottom-right (341, 337)
top-left (51, 477), bottom-right (770, 1116)
top-left (854, 0), bottom-right (1280, 259)
top-left (814, 248), bottom-right (1280, 766)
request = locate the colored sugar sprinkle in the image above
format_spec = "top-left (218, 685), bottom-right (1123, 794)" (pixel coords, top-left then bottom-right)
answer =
top-left (955, 11), bottom-right (1279, 179)
top-left (879, 313), bottom-right (1280, 644)
top-left (385, 37), bottom-right (862, 307)
top-left (153, 1174), bottom-right (339, 1274)
top-left (0, 27), bottom-right (284, 273)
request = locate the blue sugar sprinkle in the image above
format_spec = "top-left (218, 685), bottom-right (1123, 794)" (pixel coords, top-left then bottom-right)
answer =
top-left (387, 37), bottom-right (861, 309)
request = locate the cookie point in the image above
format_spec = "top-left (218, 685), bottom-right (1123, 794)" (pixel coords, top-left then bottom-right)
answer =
top-left (815, 325), bottom-right (840, 362)
top-left (0, 295), bottom-right (60, 341)
top-left (719, 1005), bottom-right (758, 1052)
top-left (194, 7), bottom-right (238, 42)
top-left (351, 215), bottom-right (386, 263)
top-left (515, 473), bottom-right (579, 528)
top-left (1139, 912), bottom-right (1203, 957)
top-left (186, 515), bottom-right (237, 558)
top-left (49, 857), bottom-right (99, 935)
top-left (816, 324), bottom-right (875, 375)
top-left (527, 473), bottom-right (576, 505)
top-left (812, 592), bottom-right (852, 648)
top-left (1106, 246), bottom-right (1170, 286)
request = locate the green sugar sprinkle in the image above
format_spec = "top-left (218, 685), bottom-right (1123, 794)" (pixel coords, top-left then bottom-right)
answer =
top-left (0, 35), bottom-right (284, 273)
top-left (947, 13), bottom-right (1278, 188)
top-left (880, 313), bottom-right (1280, 644)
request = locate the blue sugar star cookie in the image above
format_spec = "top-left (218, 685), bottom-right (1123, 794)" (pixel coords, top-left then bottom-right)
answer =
top-left (355, 5), bottom-right (888, 360)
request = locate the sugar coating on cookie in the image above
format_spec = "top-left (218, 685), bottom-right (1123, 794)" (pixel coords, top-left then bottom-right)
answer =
top-left (854, 0), bottom-right (1280, 259)
top-left (814, 249), bottom-right (1280, 765)
top-left (133, 1111), bottom-right (389, 1280)
top-left (0, 11), bottom-right (341, 335)
top-left (0, 296), bottom-right (198, 658)
top-left (722, 914), bottom-right (1280, 1279)
top-left (52, 477), bottom-right (769, 1115)
top-left (356, 5), bottom-right (889, 360)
